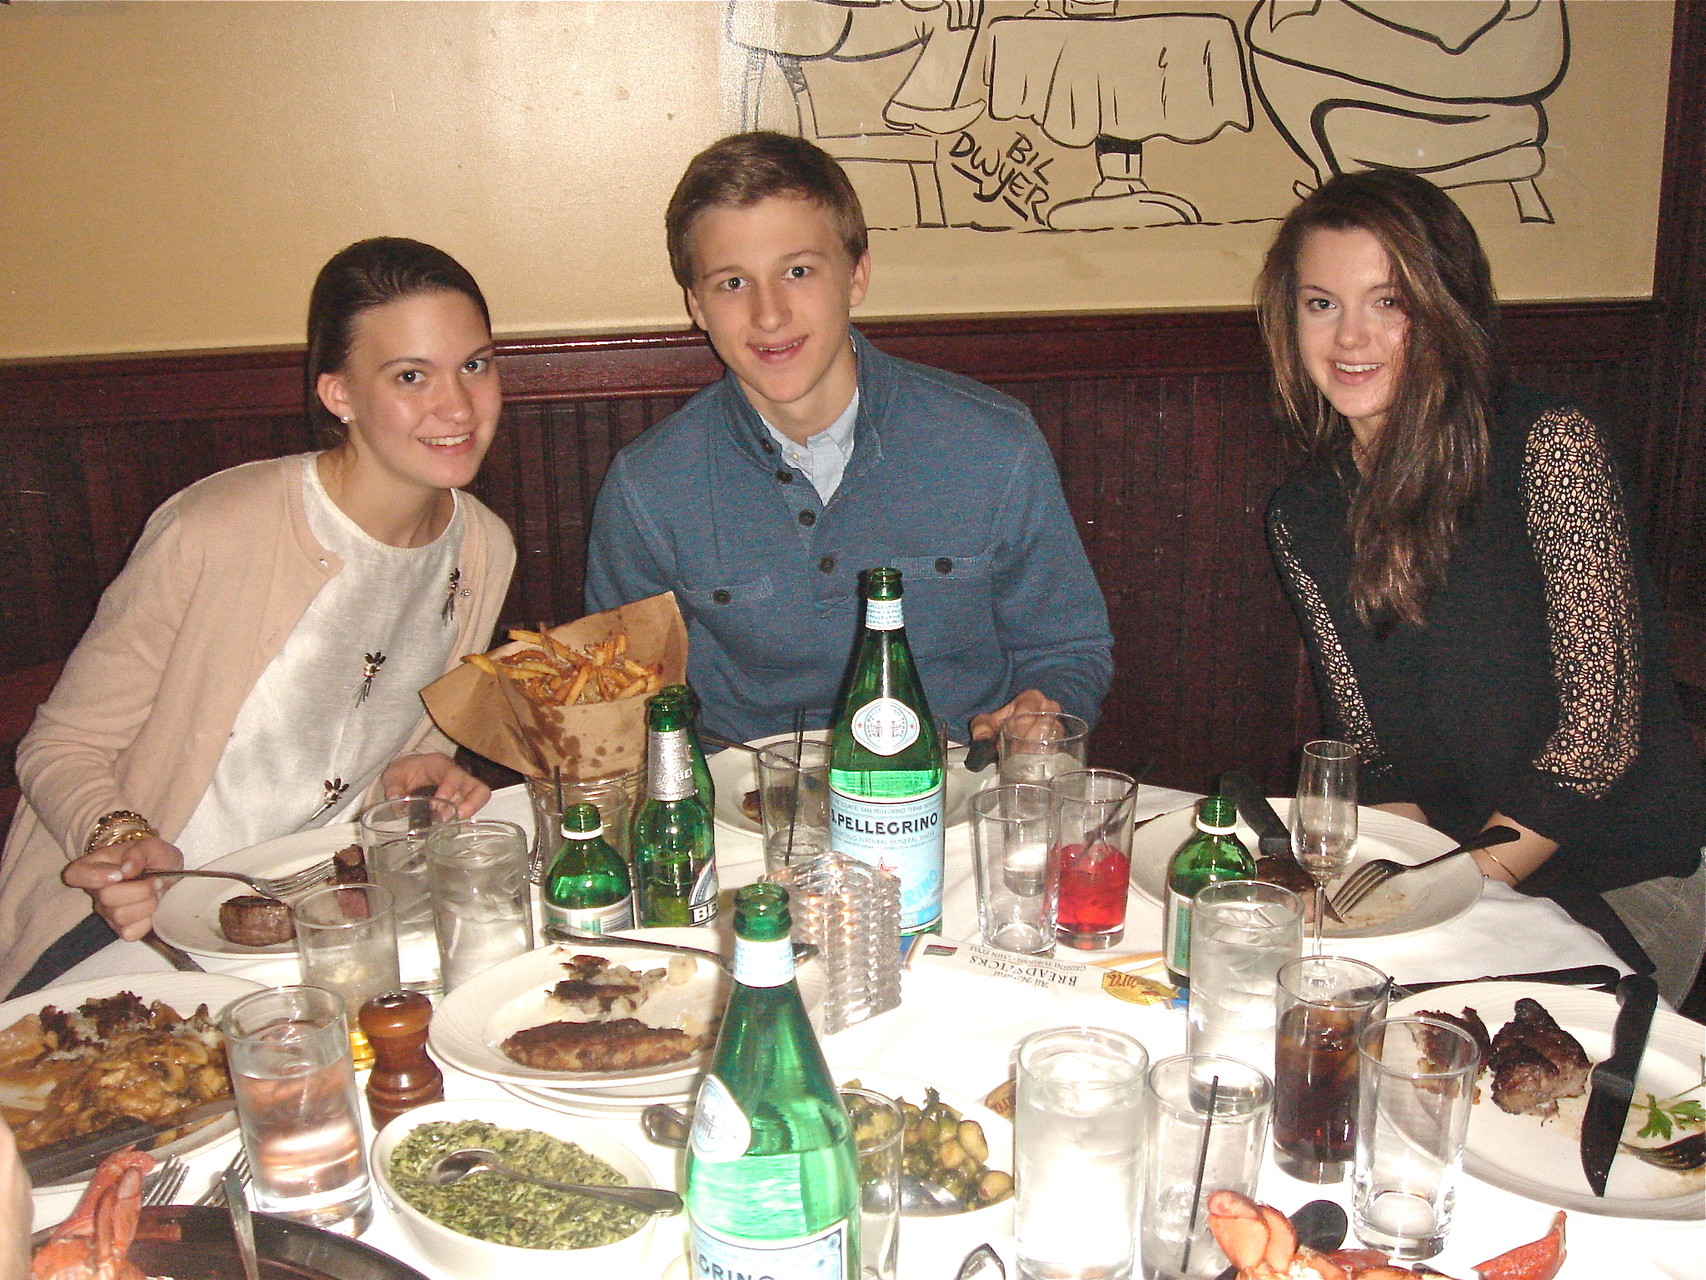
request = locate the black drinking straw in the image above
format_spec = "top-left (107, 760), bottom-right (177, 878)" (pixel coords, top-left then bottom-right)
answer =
top-left (1180, 1072), bottom-right (1222, 1274)
top-left (786, 706), bottom-right (807, 863)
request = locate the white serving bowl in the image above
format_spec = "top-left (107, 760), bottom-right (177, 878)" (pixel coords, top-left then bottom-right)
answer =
top-left (371, 1099), bottom-right (660, 1278)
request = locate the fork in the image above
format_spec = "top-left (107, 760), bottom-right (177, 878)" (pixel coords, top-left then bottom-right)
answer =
top-left (142, 1154), bottom-right (188, 1206)
top-left (195, 1150), bottom-right (251, 1207)
top-left (138, 861), bottom-right (336, 900)
top-left (1330, 825), bottom-right (1520, 915)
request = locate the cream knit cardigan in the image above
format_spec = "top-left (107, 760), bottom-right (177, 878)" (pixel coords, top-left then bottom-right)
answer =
top-left (0, 455), bottom-right (515, 995)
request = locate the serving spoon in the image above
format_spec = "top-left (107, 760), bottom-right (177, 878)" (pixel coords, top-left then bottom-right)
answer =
top-left (418, 1147), bottom-right (683, 1215)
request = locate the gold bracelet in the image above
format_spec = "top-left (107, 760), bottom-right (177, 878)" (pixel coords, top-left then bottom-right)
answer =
top-left (1482, 848), bottom-right (1519, 884)
top-left (84, 810), bottom-right (158, 854)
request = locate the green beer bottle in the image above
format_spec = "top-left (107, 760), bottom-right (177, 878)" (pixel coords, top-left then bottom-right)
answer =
top-left (543, 802), bottom-right (633, 935)
top-left (829, 567), bottom-right (945, 934)
top-left (658, 683), bottom-right (715, 808)
top-left (1163, 795), bottom-right (1255, 986)
top-left (633, 692), bottom-right (718, 927)
top-left (686, 884), bottom-right (860, 1279)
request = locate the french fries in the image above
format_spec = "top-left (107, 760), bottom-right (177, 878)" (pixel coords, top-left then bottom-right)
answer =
top-left (461, 627), bottom-right (664, 707)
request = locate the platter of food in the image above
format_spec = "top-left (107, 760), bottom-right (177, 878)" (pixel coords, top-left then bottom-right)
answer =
top-left (1128, 799), bottom-right (1481, 938)
top-left (1390, 981), bottom-right (1705, 1221)
top-left (34, 1203), bottom-right (433, 1280)
top-left (430, 929), bottom-right (823, 1089)
top-left (708, 729), bottom-right (982, 835)
top-left (0, 971), bottom-right (262, 1226)
top-left (152, 824), bottom-right (363, 957)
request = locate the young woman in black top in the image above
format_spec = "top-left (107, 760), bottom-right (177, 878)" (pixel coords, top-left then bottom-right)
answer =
top-left (1255, 169), bottom-right (1706, 1002)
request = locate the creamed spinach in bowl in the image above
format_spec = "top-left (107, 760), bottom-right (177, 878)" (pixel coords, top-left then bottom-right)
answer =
top-left (388, 1119), bottom-right (643, 1250)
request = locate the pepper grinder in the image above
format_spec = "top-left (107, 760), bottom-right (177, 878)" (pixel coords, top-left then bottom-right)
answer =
top-left (359, 989), bottom-right (443, 1128)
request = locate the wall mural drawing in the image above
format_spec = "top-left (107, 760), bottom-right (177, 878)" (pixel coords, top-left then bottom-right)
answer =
top-left (725, 0), bottom-right (1571, 232)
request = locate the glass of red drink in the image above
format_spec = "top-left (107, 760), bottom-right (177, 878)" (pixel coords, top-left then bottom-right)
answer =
top-left (1048, 768), bottom-right (1137, 949)
top-left (1272, 955), bottom-right (1390, 1183)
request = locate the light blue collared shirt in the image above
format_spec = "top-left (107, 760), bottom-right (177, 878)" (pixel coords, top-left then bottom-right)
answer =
top-left (762, 389), bottom-right (860, 503)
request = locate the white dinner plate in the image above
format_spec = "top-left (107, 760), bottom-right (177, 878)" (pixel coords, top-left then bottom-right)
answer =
top-left (498, 1076), bottom-right (699, 1116)
top-left (152, 823), bottom-right (361, 958)
top-left (708, 729), bottom-right (979, 835)
top-left (1390, 982), bottom-right (1704, 1221)
top-left (1128, 799), bottom-right (1481, 939)
top-left (430, 928), bottom-right (825, 1089)
top-left (1, 971), bottom-right (263, 1221)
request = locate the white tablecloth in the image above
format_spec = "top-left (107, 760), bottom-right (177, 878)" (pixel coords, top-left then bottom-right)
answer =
top-left (38, 784), bottom-right (1702, 1278)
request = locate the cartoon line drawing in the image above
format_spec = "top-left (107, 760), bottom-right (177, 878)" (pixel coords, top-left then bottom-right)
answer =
top-left (981, 3), bottom-right (1253, 229)
top-left (722, 0), bottom-right (1572, 231)
top-left (1245, 0), bottom-right (1570, 222)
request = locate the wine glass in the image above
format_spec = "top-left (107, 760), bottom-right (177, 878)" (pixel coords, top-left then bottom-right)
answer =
top-left (1292, 739), bottom-right (1358, 950)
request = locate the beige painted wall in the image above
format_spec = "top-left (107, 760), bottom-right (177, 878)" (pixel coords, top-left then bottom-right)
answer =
top-left (0, 1), bottom-right (1673, 360)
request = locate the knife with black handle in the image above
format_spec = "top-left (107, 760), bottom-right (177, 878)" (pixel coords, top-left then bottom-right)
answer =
top-left (1580, 970), bottom-right (1658, 1196)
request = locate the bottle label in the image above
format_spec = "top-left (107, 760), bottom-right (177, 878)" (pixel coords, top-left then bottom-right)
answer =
top-left (690, 1217), bottom-right (849, 1280)
top-left (865, 596), bottom-right (904, 631)
top-left (690, 1075), bottom-right (752, 1163)
top-left (829, 784), bottom-right (943, 932)
top-left (731, 935), bottom-right (794, 988)
top-left (649, 728), bottom-right (698, 802)
top-left (545, 895), bottom-right (633, 935)
top-left (1164, 887), bottom-right (1191, 978)
top-left (848, 698), bottom-right (919, 756)
top-left (689, 854), bottom-right (720, 927)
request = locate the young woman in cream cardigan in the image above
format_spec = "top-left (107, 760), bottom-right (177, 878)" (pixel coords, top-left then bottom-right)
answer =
top-left (0, 237), bottom-right (517, 996)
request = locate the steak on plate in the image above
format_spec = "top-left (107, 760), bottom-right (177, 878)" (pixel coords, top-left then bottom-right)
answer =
top-left (1485, 997), bottom-right (1590, 1117)
top-left (500, 1017), bottom-right (705, 1072)
top-left (218, 895), bottom-right (294, 947)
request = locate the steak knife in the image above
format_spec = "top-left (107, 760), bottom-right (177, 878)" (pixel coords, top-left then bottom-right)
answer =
top-left (22, 1095), bottom-right (236, 1185)
top-left (226, 1163), bottom-right (263, 1280)
top-left (1219, 771), bottom-right (1344, 923)
top-left (1580, 970), bottom-right (1658, 1196)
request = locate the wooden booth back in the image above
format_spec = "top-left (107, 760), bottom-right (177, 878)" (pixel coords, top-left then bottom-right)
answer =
top-left (0, 304), bottom-right (1673, 806)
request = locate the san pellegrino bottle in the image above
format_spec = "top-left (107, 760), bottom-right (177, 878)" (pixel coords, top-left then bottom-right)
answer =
top-left (543, 801), bottom-right (633, 934)
top-left (633, 692), bottom-right (718, 927)
top-left (1163, 795), bottom-right (1255, 986)
top-left (686, 884), bottom-right (860, 1279)
top-left (828, 567), bottom-right (945, 934)
top-left (658, 683), bottom-right (715, 808)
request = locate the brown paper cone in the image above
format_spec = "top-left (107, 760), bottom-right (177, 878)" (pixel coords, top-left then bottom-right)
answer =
top-left (421, 592), bottom-right (688, 781)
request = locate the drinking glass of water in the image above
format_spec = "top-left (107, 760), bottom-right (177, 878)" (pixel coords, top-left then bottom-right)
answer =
top-left (1014, 1026), bottom-right (1148, 1280)
top-left (426, 819), bottom-right (533, 991)
top-left (998, 711), bottom-right (1089, 786)
top-left (360, 795), bottom-right (457, 995)
top-left (220, 985), bottom-right (371, 1235)
top-left (1186, 879), bottom-right (1302, 1080)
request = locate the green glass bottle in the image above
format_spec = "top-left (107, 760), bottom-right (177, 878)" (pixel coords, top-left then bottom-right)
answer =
top-left (686, 884), bottom-right (860, 1279)
top-left (1163, 795), bottom-right (1255, 986)
top-left (659, 683), bottom-right (715, 808)
top-left (828, 567), bottom-right (945, 934)
top-left (633, 692), bottom-right (719, 927)
top-left (543, 802), bottom-right (633, 935)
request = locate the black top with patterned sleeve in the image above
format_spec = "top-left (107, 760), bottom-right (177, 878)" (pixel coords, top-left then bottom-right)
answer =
top-left (1267, 386), bottom-right (1706, 893)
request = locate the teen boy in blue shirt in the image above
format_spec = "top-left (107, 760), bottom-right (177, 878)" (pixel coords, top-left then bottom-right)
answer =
top-left (585, 132), bottom-right (1112, 744)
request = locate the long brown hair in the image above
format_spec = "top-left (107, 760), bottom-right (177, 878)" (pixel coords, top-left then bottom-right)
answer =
top-left (1255, 170), bottom-right (1499, 630)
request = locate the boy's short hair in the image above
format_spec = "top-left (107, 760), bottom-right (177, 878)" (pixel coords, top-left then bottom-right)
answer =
top-left (666, 131), bottom-right (869, 288)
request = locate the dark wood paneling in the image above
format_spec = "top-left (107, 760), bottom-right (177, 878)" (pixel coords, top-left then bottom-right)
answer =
top-left (0, 302), bottom-right (1673, 794)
